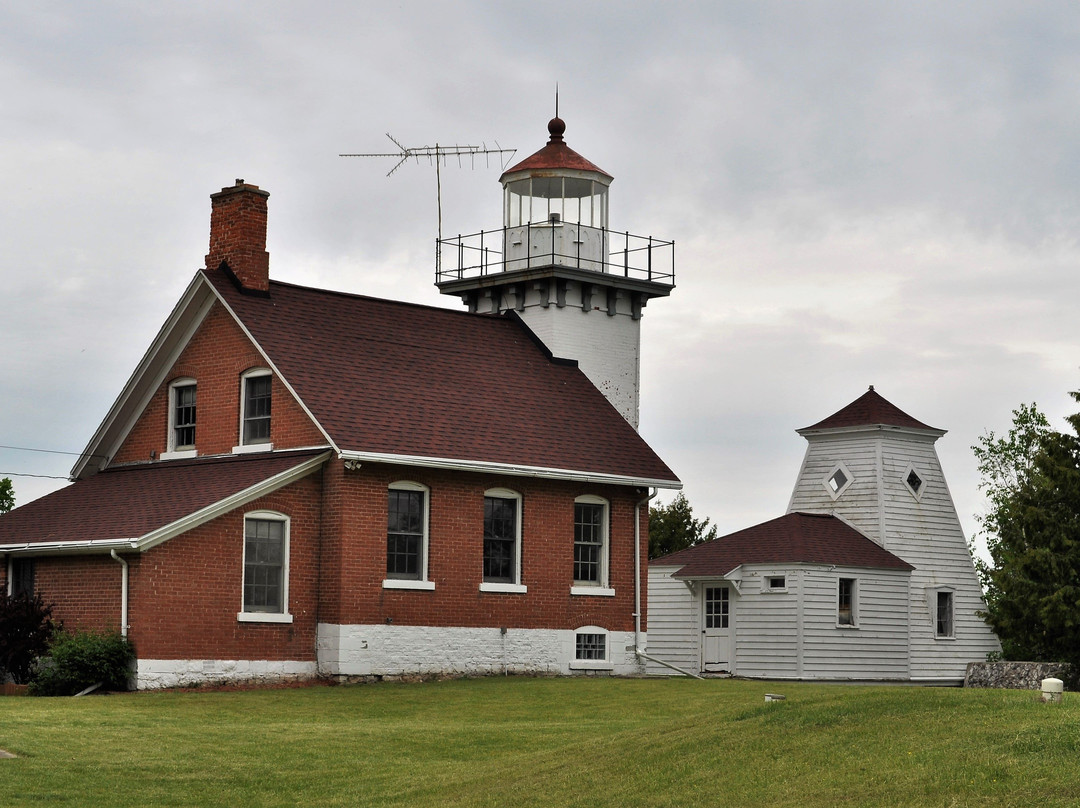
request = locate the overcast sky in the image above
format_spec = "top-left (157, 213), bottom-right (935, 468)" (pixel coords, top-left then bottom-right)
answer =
top-left (3, 2), bottom-right (1080, 560)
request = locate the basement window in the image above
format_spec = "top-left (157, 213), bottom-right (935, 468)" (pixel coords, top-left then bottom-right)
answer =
top-left (570, 626), bottom-right (613, 671)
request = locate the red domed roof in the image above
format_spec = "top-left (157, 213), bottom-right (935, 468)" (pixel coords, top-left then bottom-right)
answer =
top-left (499, 117), bottom-right (612, 182)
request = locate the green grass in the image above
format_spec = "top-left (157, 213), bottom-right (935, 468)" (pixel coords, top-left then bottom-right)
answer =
top-left (3, 677), bottom-right (1080, 807)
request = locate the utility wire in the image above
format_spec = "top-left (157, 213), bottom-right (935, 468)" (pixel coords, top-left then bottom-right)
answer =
top-left (0, 444), bottom-right (107, 460)
top-left (0, 472), bottom-right (70, 480)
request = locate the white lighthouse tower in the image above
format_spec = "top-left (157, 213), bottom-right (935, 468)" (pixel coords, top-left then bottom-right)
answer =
top-left (436, 116), bottom-right (675, 429)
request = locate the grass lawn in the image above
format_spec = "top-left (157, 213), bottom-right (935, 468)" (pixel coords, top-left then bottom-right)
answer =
top-left (2, 676), bottom-right (1079, 807)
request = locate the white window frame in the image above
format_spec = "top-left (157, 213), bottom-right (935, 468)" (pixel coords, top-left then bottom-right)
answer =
top-left (823, 462), bottom-right (854, 500)
top-left (762, 574), bottom-right (788, 593)
top-left (162, 378), bottom-right (197, 460)
top-left (238, 510), bottom-right (293, 623)
top-left (837, 577), bottom-right (858, 628)
top-left (383, 481), bottom-right (435, 591)
top-left (569, 625), bottom-right (613, 671)
top-left (903, 463), bottom-right (926, 502)
top-left (571, 495), bottom-right (614, 596)
top-left (234, 368), bottom-right (274, 453)
top-left (933, 588), bottom-right (955, 639)
top-left (479, 487), bottom-right (526, 594)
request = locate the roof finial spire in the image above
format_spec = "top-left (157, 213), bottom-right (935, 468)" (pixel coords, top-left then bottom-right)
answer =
top-left (869, 384), bottom-right (875, 391)
top-left (555, 82), bottom-right (559, 119)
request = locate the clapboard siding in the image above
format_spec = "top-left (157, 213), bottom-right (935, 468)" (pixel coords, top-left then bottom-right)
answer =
top-left (645, 566), bottom-right (700, 675)
top-left (646, 395), bottom-right (1000, 682)
top-left (794, 426), bottom-right (999, 681)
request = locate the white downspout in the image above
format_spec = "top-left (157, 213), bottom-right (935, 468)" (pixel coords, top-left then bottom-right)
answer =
top-left (633, 487), bottom-right (658, 653)
top-left (110, 550), bottom-right (129, 638)
top-left (633, 488), bottom-right (704, 680)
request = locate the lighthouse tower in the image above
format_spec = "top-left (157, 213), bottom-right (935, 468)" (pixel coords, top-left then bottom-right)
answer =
top-left (436, 117), bottom-right (675, 429)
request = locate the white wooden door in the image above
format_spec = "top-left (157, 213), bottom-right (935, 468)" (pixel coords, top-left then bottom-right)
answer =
top-left (702, 585), bottom-right (731, 671)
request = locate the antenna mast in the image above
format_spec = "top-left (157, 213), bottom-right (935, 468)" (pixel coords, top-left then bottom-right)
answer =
top-left (341, 135), bottom-right (516, 241)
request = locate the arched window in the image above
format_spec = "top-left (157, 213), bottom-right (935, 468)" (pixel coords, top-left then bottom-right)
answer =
top-left (238, 511), bottom-right (292, 623)
top-left (384, 481), bottom-right (434, 591)
top-left (480, 488), bottom-right (525, 593)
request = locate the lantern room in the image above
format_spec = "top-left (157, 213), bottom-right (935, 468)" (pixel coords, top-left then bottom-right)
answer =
top-left (501, 117), bottom-right (611, 228)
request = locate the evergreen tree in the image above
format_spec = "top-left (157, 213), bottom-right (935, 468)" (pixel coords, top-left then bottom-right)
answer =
top-left (974, 395), bottom-right (1080, 670)
top-left (648, 493), bottom-right (718, 559)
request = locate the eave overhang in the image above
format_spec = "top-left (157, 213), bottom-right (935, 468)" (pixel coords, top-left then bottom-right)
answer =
top-left (338, 449), bottom-right (680, 489)
top-left (2, 450), bottom-right (330, 557)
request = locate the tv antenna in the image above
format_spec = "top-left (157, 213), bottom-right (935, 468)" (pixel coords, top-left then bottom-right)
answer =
top-left (340, 135), bottom-right (516, 241)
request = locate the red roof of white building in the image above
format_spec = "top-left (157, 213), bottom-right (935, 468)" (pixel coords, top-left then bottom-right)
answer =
top-left (799, 386), bottom-right (940, 433)
top-left (652, 512), bottom-right (913, 575)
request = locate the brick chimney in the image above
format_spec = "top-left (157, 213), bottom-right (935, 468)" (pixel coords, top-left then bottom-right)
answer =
top-left (205, 179), bottom-right (270, 293)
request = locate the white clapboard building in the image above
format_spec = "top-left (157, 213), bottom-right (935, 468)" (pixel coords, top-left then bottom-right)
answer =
top-left (647, 387), bottom-right (1000, 683)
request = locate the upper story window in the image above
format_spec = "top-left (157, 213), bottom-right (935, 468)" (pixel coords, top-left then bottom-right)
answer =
top-left (238, 511), bottom-right (292, 623)
top-left (824, 462), bottom-right (853, 499)
top-left (572, 495), bottom-right (613, 596)
top-left (384, 481), bottom-right (434, 591)
top-left (480, 488), bottom-right (525, 593)
top-left (904, 464), bottom-right (925, 500)
top-left (237, 369), bottom-right (272, 452)
top-left (164, 379), bottom-right (197, 459)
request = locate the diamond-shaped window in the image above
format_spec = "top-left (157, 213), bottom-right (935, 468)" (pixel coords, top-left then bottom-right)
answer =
top-left (828, 468), bottom-right (849, 493)
top-left (905, 468), bottom-right (924, 497)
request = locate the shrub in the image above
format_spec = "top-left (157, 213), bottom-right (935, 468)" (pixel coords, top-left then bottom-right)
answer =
top-left (0, 592), bottom-right (58, 684)
top-left (31, 630), bottom-right (135, 696)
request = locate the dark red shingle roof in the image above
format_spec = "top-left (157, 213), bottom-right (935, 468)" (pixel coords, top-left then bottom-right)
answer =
top-left (0, 450), bottom-right (326, 546)
top-left (800, 387), bottom-right (938, 432)
top-left (208, 270), bottom-right (677, 483)
top-left (652, 512), bottom-right (913, 575)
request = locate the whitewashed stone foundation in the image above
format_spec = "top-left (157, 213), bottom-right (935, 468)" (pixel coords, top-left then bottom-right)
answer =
top-left (317, 623), bottom-right (645, 678)
top-left (136, 658), bottom-right (318, 690)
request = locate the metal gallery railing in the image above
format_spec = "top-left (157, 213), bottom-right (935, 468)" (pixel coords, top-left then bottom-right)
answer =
top-left (436, 223), bottom-right (675, 286)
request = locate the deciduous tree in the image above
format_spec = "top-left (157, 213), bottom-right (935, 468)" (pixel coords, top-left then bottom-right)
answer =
top-left (648, 492), bottom-right (718, 559)
top-left (0, 477), bottom-right (13, 514)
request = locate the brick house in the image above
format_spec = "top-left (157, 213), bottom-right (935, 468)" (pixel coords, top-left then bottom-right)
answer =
top-left (0, 119), bottom-right (682, 688)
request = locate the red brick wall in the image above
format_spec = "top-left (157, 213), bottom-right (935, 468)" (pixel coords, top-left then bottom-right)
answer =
top-left (320, 462), bottom-right (650, 632)
top-left (115, 302), bottom-right (325, 463)
top-left (127, 472), bottom-right (322, 661)
top-left (32, 556), bottom-right (124, 632)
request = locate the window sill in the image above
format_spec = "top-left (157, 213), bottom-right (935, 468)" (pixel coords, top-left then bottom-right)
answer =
top-left (934, 635), bottom-right (956, 641)
top-left (835, 623), bottom-right (859, 630)
top-left (569, 659), bottom-right (613, 671)
top-left (233, 442), bottom-right (274, 455)
top-left (479, 582), bottom-right (527, 594)
top-left (570, 586), bottom-right (615, 597)
top-left (237, 612), bottom-right (293, 624)
top-left (382, 579), bottom-right (436, 591)
top-left (161, 449), bottom-right (197, 461)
